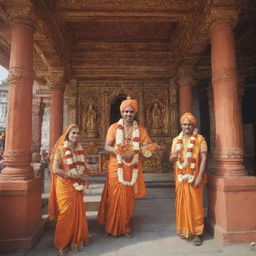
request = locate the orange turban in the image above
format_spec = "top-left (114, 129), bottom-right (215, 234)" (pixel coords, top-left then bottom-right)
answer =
top-left (120, 97), bottom-right (138, 113)
top-left (180, 112), bottom-right (196, 125)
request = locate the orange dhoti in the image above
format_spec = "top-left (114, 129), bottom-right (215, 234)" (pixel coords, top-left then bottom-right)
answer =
top-left (175, 181), bottom-right (204, 238)
top-left (172, 133), bottom-right (207, 238)
top-left (97, 123), bottom-right (151, 236)
top-left (97, 158), bottom-right (146, 236)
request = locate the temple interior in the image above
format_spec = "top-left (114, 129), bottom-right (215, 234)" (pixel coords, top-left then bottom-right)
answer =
top-left (0, 0), bottom-right (256, 252)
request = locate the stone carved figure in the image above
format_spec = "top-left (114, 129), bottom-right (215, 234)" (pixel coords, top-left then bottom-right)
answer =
top-left (149, 102), bottom-right (163, 134)
top-left (83, 103), bottom-right (98, 138)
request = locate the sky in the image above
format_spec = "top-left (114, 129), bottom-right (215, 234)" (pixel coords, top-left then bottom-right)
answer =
top-left (0, 66), bottom-right (8, 81)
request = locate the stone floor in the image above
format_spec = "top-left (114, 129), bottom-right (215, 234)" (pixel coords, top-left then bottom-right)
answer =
top-left (2, 173), bottom-right (256, 256)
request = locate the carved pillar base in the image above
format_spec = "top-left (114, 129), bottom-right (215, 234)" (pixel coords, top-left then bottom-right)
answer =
top-left (0, 178), bottom-right (44, 252)
top-left (1, 150), bottom-right (33, 180)
top-left (207, 174), bottom-right (256, 244)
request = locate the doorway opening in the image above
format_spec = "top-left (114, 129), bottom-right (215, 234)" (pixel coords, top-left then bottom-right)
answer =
top-left (110, 95), bottom-right (126, 124)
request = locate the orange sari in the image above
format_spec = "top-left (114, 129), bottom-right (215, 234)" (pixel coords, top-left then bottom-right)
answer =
top-left (48, 124), bottom-right (90, 250)
top-left (97, 123), bottom-right (152, 236)
top-left (171, 134), bottom-right (207, 238)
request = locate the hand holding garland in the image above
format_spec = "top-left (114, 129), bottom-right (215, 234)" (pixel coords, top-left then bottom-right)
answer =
top-left (169, 151), bottom-right (181, 163)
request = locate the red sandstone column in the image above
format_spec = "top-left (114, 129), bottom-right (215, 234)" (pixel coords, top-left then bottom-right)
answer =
top-left (211, 20), bottom-right (246, 176)
top-left (178, 69), bottom-right (193, 115)
top-left (1, 18), bottom-right (34, 180)
top-left (49, 78), bottom-right (65, 151)
top-left (32, 98), bottom-right (45, 162)
top-left (0, 14), bottom-right (42, 252)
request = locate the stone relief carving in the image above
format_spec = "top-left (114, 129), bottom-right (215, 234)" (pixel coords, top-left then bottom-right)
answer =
top-left (82, 103), bottom-right (98, 138)
top-left (145, 89), bottom-right (169, 136)
top-left (76, 80), bottom-right (177, 173)
top-left (149, 102), bottom-right (164, 134)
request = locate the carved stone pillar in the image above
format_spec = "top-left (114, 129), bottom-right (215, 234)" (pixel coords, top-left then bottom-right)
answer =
top-left (169, 78), bottom-right (178, 137)
top-left (177, 69), bottom-right (194, 116)
top-left (0, 13), bottom-right (43, 252)
top-left (32, 97), bottom-right (45, 162)
top-left (49, 75), bottom-right (65, 151)
top-left (207, 10), bottom-right (256, 245)
top-left (208, 87), bottom-right (216, 155)
top-left (65, 79), bottom-right (78, 125)
top-left (211, 20), bottom-right (246, 177)
top-left (1, 19), bottom-right (34, 179)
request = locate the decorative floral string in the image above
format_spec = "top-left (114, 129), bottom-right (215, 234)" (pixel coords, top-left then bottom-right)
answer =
top-left (115, 118), bottom-right (140, 186)
top-left (175, 128), bottom-right (198, 183)
top-left (63, 140), bottom-right (89, 194)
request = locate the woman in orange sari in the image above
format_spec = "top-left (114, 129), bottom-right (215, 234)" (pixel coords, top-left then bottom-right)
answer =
top-left (48, 124), bottom-right (91, 256)
top-left (97, 97), bottom-right (159, 238)
top-left (169, 113), bottom-right (207, 246)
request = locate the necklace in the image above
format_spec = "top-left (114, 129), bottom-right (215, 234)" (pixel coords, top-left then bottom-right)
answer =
top-left (175, 128), bottom-right (197, 183)
top-left (115, 118), bottom-right (140, 186)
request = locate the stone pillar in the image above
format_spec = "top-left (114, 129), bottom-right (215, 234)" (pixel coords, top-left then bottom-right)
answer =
top-left (211, 21), bottom-right (245, 177)
top-left (177, 69), bottom-right (193, 116)
top-left (207, 13), bottom-right (256, 244)
top-left (32, 97), bottom-right (45, 163)
top-left (0, 14), bottom-right (43, 252)
top-left (49, 76), bottom-right (65, 151)
top-left (64, 79), bottom-right (78, 125)
top-left (169, 78), bottom-right (178, 137)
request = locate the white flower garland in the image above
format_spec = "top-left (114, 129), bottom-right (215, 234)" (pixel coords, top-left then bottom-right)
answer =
top-left (116, 119), bottom-right (140, 186)
top-left (175, 128), bottom-right (198, 183)
top-left (63, 140), bottom-right (89, 193)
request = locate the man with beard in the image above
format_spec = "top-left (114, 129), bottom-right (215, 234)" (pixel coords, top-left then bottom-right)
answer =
top-left (97, 97), bottom-right (159, 238)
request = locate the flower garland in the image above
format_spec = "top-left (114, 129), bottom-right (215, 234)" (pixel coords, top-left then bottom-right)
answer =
top-left (63, 140), bottom-right (89, 194)
top-left (115, 118), bottom-right (140, 186)
top-left (175, 128), bottom-right (197, 183)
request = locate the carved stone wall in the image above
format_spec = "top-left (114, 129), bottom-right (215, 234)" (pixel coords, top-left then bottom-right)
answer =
top-left (76, 78), bottom-right (178, 172)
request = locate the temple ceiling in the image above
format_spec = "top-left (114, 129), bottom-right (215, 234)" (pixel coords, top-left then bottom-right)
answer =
top-left (0, 0), bottom-right (255, 88)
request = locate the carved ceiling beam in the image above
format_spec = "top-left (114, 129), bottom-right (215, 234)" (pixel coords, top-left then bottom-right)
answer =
top-left (55, 0), bottom-right (195, 11)
top-left (30, 0), bottom-right (71, 77)
top-left (0, 2), bottom-right (8, 24)
top-left (34, 43), bottom-right (52, 74)
top-left (71, 70), bottom-right (174, 79)
top-left (56, 10), bottom-right (190, 23)
top-left (170, 0), bottom-right (241, 70)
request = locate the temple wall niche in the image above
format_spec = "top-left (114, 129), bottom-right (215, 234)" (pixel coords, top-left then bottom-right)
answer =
top-left (75, 78), bottom-right (178, 173)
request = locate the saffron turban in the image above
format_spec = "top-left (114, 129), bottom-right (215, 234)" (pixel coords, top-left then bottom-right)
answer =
top-left (120, 97), bottom-right (138, 113)
top-left (180, 112), bottom-right (196, 125)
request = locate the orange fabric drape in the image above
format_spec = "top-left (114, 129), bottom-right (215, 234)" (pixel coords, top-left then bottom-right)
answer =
top-left (97, 123), bottom-right (152, 236)
top-left (48, 124), bottom-right (90, 250)
top-left (172, 134), bottom-right (207, 238)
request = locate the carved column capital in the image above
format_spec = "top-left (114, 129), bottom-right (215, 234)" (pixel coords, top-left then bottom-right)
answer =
top-left (6, 0), bottom-right (34, 30)
top-left (177, 67), bottom-right (195, 87)
top-left (10, 16), bottom-right (34, 30)
top-left (209, 7), bottom-right (240, 32)
top-left (48, 73), bottom-right (66, 90)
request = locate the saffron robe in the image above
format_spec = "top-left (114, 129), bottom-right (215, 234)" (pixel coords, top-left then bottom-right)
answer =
top-left (97, 123), bottom-right (152, 236)
top-left (49, 145), bottom-right (90, 250)
top-left (171, 134), bottom-right (207, 238)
